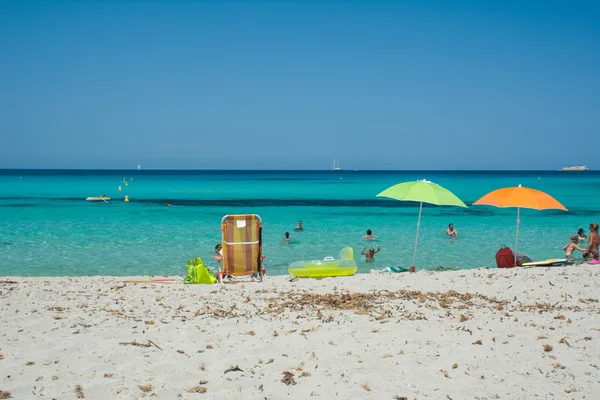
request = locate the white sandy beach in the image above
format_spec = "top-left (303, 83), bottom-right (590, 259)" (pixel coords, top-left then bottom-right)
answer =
top-left (1, 265), bottom-right (599, 399)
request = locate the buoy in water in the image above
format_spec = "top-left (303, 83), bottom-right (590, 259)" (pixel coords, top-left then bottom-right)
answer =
top-left (118, 185), bottom-right (122, 191)
top-left (124, 195), bottom-right (129, 202)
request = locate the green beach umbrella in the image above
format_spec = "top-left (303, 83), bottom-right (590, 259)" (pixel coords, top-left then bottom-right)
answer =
top-left (376, 180), bottom-right (468, 269)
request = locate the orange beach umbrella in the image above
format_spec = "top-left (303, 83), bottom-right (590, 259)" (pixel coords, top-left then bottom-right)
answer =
top-left (473, 184), bottom-right (567, 265)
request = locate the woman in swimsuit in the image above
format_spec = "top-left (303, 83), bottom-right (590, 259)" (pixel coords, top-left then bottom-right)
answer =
top-left (563, 237), bottom-right (585, 259)
top-left (570, 228), bottom-right (587, 242)
top-left (583, 222), bottom-right (600, 260)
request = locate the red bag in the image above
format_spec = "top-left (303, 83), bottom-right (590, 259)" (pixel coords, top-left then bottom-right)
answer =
top-left (496, 246), bottom-right (516, 268)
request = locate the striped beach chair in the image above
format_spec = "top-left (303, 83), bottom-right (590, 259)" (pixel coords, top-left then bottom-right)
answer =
top-left (219, 214), bottom-right (266, 282)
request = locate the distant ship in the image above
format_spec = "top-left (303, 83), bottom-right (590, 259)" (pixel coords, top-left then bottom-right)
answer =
top-left (561, 166), bottom-right (589, 171)
top-left (331, 158), bottom-right (342, 171)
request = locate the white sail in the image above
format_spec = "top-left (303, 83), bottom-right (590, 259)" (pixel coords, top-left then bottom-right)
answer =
top-left (331, 158), bottom-right (342, 171)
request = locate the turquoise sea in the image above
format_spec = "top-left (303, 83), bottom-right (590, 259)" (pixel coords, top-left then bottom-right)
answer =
top-left (1, 170), bottom-right (599, 277)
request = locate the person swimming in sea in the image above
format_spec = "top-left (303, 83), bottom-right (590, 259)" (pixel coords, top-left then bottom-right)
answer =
top-left (362, 229), bottom-right (378, 240)
top-left (295, 220), bottom-right (303, 231)
top-left (281, 232), bottom-right (292, 244)
top-left (445, 223), bottom-right (458, 237)
top-left (361, 246), bottom-right (380, 262)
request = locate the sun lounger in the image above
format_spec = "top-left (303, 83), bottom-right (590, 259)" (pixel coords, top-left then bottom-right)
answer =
top-left (219, 214), bottom-right (266, 282)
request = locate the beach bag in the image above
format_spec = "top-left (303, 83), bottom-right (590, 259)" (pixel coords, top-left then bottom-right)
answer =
top-left (496, 246), bottom-right (515, 268)
top-left (184, 257), bottom-right (216, 284)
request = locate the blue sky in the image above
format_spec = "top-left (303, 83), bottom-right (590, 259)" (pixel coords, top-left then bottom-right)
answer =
top-left (1, 1), bottom-right (598, 170)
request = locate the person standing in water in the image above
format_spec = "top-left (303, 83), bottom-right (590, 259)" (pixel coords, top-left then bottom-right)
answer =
top-left (445, 223), bottom-right (458, 237)
top-left (281, 232), bottom-right (292, 244)
top-left (583, 222), bottom-right (600, 261)
top-left (361, 246), bottom-right (380, 262)
top-left (295, 221), bottom-right (303, 231)
top-left (362, 229), bottom-right (378, 239)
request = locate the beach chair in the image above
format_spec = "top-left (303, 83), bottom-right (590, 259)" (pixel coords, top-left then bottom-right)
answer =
top-left (219, 214), bottom-right (266, 283)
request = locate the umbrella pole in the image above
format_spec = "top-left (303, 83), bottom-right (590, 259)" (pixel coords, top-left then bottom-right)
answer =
top-left (412, 202), bottom-right (423, 268)
top-left (514, 207), bottom-right (520, 266)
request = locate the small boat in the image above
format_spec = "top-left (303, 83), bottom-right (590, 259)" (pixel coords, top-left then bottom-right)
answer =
top-left (331, 158), bottom-right (342, 171)
top-left (561, 166), bottom-right (589, 171)
top-left (86, 196), bottom-right (110, 202)
top-left (288, 247), bottom-right (357, 278)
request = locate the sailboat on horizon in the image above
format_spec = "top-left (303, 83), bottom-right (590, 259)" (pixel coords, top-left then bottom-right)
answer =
top-left (331, 158), bottom-right (342, 171)
top-left (137, 164), bottom-right (141, 170)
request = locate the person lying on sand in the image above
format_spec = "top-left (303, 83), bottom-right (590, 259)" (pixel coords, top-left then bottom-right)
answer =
top-left (361, 246), bottom-right (380, 262)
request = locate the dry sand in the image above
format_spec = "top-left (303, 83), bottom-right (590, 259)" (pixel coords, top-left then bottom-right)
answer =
top-left (1, 264), bottom-right (599, 399)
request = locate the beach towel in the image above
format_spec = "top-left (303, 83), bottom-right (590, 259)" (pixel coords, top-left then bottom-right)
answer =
top-left (431, 266), bottom-right (456, 271)
top-left (184, 257), bottom-right (216, 284)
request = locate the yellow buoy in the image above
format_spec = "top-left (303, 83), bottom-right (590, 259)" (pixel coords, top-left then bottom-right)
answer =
top-left (124, 195), bottom-right (129, 202)
top-left (118, 185), bottom-right (122, 191)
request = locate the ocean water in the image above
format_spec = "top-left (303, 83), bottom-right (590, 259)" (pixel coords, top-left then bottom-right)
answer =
top-left (1, 169), bottom-right (599, 277)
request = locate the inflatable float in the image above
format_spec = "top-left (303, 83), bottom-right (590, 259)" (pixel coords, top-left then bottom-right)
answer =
top-left (86, 196), bottom-right (110, 202)
top-left (288, 247), bottom-right (357, 278)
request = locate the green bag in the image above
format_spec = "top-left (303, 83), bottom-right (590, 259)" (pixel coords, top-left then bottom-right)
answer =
top-left (184, 257), bottom-right (217, 284)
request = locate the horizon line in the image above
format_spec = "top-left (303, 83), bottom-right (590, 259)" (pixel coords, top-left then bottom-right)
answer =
top-left (0, 168), bottom-right (595, 172)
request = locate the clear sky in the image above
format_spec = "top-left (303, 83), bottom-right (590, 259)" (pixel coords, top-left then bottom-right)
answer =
top-left (1, 1), bottom-right (598, 170)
